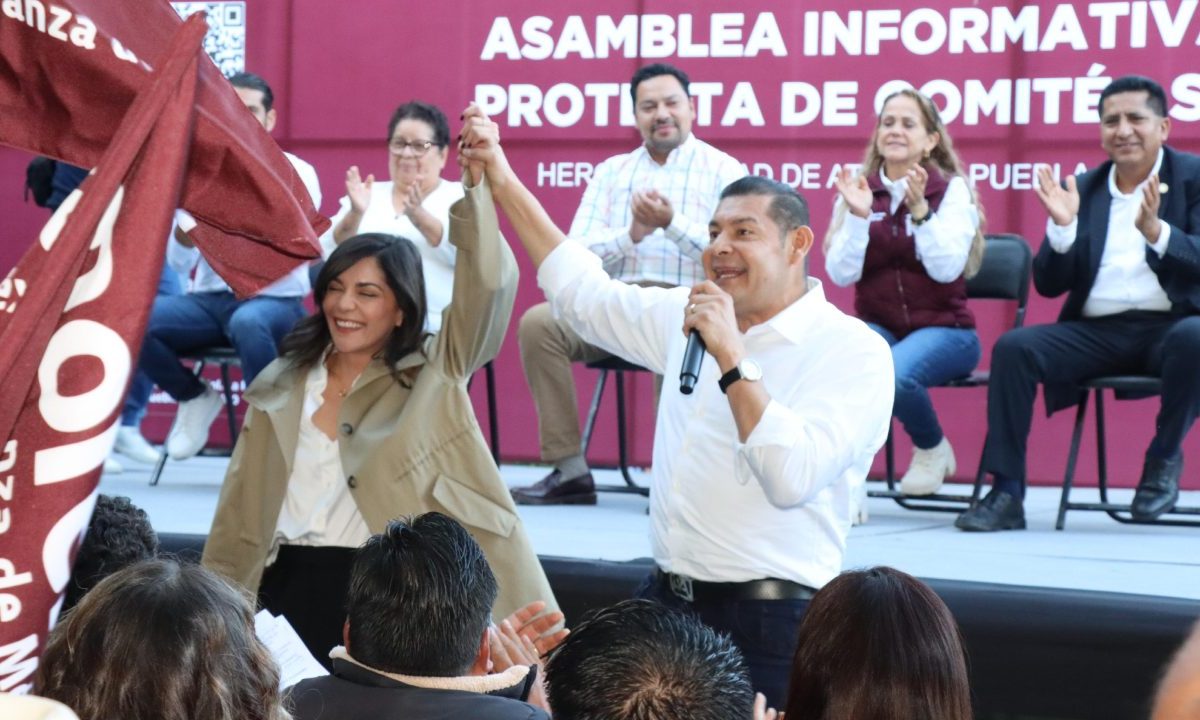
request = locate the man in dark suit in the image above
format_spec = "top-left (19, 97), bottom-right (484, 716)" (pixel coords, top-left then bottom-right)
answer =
top-left (957, 75), bottom-right (1200, 531)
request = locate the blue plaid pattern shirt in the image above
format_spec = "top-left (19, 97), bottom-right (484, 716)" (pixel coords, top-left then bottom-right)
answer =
top-left (568, 134), bottom-right (745, 287)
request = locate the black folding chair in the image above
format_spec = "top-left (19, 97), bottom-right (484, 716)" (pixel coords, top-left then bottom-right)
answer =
top-left (1056, 375), bottom-right (1200, 529)
top-left (580, 355), bottom-right (651, 496)
top-left (869, 233), bottom-right (1032, 512)
top-left (149, 346), bottom-right (240, 486)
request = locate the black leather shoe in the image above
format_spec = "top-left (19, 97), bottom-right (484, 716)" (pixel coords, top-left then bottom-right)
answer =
top-left (954, 489), bottom-right (1026, 532)
top-left (512, 470), bottom-right (597, 506)
top-left (1131, 455), bottom-right (1182, 521)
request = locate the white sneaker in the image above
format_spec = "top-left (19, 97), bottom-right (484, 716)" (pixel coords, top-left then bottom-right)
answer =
top-left (165, 388), bottom-right (222, 461)
top-left (901, 437), bottom-right (956, 496)
top-left (114, 425), bottom-right (162, 464)
top-left (103, 456), bottom-right (124, 474)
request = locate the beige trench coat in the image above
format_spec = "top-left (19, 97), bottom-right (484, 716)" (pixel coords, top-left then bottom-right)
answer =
top-left (201, 177), bottom-right (557, 619)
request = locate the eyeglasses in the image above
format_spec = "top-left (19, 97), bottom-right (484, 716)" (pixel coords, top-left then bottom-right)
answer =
top-left (388, 139), bottom-right (437, 157)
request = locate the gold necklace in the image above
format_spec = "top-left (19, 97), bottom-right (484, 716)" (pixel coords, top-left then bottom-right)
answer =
top-left (325, 354), bottom-right (353, 398)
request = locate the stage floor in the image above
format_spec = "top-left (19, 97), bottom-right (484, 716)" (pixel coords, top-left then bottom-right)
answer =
top-left (98, 458), bottom-right (1200, 601)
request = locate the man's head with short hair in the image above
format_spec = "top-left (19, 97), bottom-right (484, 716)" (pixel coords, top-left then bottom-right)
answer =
top-left (543, 599), bottom-right (754, 720)
top-left (62, 494), bottom-right (158, 612)
top-left (630, 64), bottom-right (695, 163)
top-left (229, 71), bottom-right (276, 132)
top-left (704, 176), bottom-right (814, 331)
top-left (1097, 75), bottom-right (1170, 178)
top-left (1153, 618), bottom-right (1200, 720)
top-left (345, 513), bottom-right (498, 677)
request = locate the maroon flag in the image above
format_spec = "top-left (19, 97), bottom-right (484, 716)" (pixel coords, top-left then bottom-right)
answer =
top-left (0, 0), bottom-right (326, 296)
top-left (0, 13), bottom-right (206, 694)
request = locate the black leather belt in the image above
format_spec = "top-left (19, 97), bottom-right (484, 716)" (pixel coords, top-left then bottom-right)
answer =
top-left (657, 570), bottom-right (817, 603)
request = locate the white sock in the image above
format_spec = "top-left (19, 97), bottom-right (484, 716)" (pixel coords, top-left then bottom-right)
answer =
top-left (554, 454), bottom-right (589, 480)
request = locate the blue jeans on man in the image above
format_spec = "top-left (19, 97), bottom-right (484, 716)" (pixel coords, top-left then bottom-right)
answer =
top-left (121, 264), bottom-right (184, 427)
top-left (139, 291), bottom-right (305, 402)
top-left (866, 324), bottom-right (981, 449)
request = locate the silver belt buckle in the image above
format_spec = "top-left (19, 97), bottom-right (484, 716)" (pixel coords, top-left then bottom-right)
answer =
top-left (669, 573), bottom-right (695, 602)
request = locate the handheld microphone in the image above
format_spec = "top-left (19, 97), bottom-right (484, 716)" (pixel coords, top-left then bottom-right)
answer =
top-left (679, 330), bottom-right (706, 395)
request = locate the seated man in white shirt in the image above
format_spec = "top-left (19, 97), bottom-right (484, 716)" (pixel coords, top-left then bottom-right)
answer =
top-left (458, 106), bottom-right (893, 707)
top-left (511, 63), bottom-right (745, 505)
top-left (140, 71), bottom-right (322, 461)
top-left (957, 75), bottom-right (1200, 531)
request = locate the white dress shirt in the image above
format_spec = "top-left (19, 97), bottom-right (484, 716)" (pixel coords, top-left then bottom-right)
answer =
top-left (1046, 148), bottom-right (1172, 317)
top-left (321, 179), bottom-right (465, 332)
top-left (270, 355), bottom-right (370, 563)
top-left (170, 152), bottom-right (322, 298)
top-left (825, 172), bottom-right (979, 286)
top-left (570, 134), bottom-right (746, 287)
top-left (538, 241), bottom-right (894, 589)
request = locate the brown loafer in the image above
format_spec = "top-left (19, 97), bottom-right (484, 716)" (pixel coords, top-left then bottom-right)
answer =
top-left (512, 470), bottom-right (597, 506)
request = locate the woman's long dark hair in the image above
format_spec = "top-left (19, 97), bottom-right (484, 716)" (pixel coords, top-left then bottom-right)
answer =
top-left (281, 233), bottom-right (428, 384)
top-left (784, 566), bottom-right (973, 720)
top-left (35, 559), bottom-right (289, 720)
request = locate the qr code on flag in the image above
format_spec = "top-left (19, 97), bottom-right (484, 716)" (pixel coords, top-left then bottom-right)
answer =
top-left (171, 2), bottom-right (247, 76)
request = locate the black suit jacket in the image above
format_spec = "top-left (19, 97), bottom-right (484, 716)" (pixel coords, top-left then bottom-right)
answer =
top-left (1033, 144), bottom-right (1200, 321)
top-left (1030, 145), bottom-right (1200, 413)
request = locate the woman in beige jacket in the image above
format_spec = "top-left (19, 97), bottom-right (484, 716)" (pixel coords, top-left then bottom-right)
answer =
top-left (202, 120), bottom-right (556, 663)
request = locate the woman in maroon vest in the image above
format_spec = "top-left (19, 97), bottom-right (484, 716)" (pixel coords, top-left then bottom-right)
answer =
top-left (824, 88), bottom-right (986, 496)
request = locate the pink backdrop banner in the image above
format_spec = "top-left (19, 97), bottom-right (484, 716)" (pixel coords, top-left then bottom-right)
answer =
top-left (2, 0), bottom-right (1198, 488)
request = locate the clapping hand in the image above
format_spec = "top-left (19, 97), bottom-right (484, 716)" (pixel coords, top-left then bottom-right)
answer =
top-left (402, 181), bottom-right (426, 218)
top-left (487, 601), bottom-right (566, 714)
top-left (833, 167), bottom-right (872, 219)
top-left (1135, 173), bottom-right (1164, 243)
top-left (632, 189), bottom-right (674, 229)
top-left (345, 165), bottom-right (374, 214)
top-left (903, 164), bottom-right (930, 220)
top-left (753, 692), bottom-right (784, 720)
top-left (1033, 164), bottom-right (1080, 227)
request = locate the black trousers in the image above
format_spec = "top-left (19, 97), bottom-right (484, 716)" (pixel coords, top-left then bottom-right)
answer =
top-left (982, 312), bottom-right (1200, 490)
top-left (635, 573), bottom-right (808, 710)
top-left (258, 545), bottom-right (356, 671)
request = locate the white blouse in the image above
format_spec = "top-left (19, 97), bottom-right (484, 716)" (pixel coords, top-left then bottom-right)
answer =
top-left (269, 356), bottom-right (370, 564)
top-left (825, 171), bottom-right (979, 286)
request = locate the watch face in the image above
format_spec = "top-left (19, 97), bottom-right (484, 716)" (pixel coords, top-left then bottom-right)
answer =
top-left (740, 359), bottom-right (763, 382)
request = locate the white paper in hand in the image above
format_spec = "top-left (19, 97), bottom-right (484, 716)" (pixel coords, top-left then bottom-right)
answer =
top-left (254, 609), bottom-right (329, 689)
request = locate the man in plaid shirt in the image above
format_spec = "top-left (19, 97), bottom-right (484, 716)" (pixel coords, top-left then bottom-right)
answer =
top-left (512, 63), bottom-right (746, 506)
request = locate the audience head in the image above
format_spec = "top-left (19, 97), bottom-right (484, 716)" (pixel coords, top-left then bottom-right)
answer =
top-left (630, 63), bottom-right (695, 161)
top-left (62, 493), bottom-right (158, 612)
top-left (36, 559), bottom-right (286, 720)
top-left (1152, 618), bottom-right (1200, 720)
top-left (784, 566), bottom-right (971, 720)
top-left (282, 233), bottom-right (427, 377)
top-left (345, 512), bottom-right (498, 677)
top-left (706, 176), bottom-right (813, 327)
top-left (1097, 75), bottom-right (1170, 173)
top-left (543, 599), bottom-right (754, 720)
top-left (386, 100), bottom-right (451, 192)
top-left (229, 71), bottom-right (276, 131)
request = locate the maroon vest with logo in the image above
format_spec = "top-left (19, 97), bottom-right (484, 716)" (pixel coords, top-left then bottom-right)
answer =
top-left (854, 167), bottom-right (975, 338)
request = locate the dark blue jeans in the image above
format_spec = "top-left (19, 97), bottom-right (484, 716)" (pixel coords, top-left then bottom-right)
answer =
top-left (138, 291), bottom-right (305, 402)
top-left (121, 265), bottom-right (184, 426)
top-left (636, 572), bottom-right (807, 709)
top-left (868, 324), bottom-right (981, 449)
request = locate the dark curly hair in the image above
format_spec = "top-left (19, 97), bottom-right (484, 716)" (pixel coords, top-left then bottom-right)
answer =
top-left (62, 494), bottom-right (158, 612)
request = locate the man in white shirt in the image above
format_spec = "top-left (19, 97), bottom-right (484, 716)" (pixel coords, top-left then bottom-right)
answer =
top-left (957, 75), bottom-right (1200, 531)
top-left (458, 105), bottom-right (892, 705)
top-left (512, 63), bottom-right (746, 505)
top-left (137, 72), bottom-right (322, 462)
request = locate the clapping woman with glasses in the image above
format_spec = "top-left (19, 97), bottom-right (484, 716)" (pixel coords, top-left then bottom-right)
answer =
top-left (325, 101), bottom-right (464, 331)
